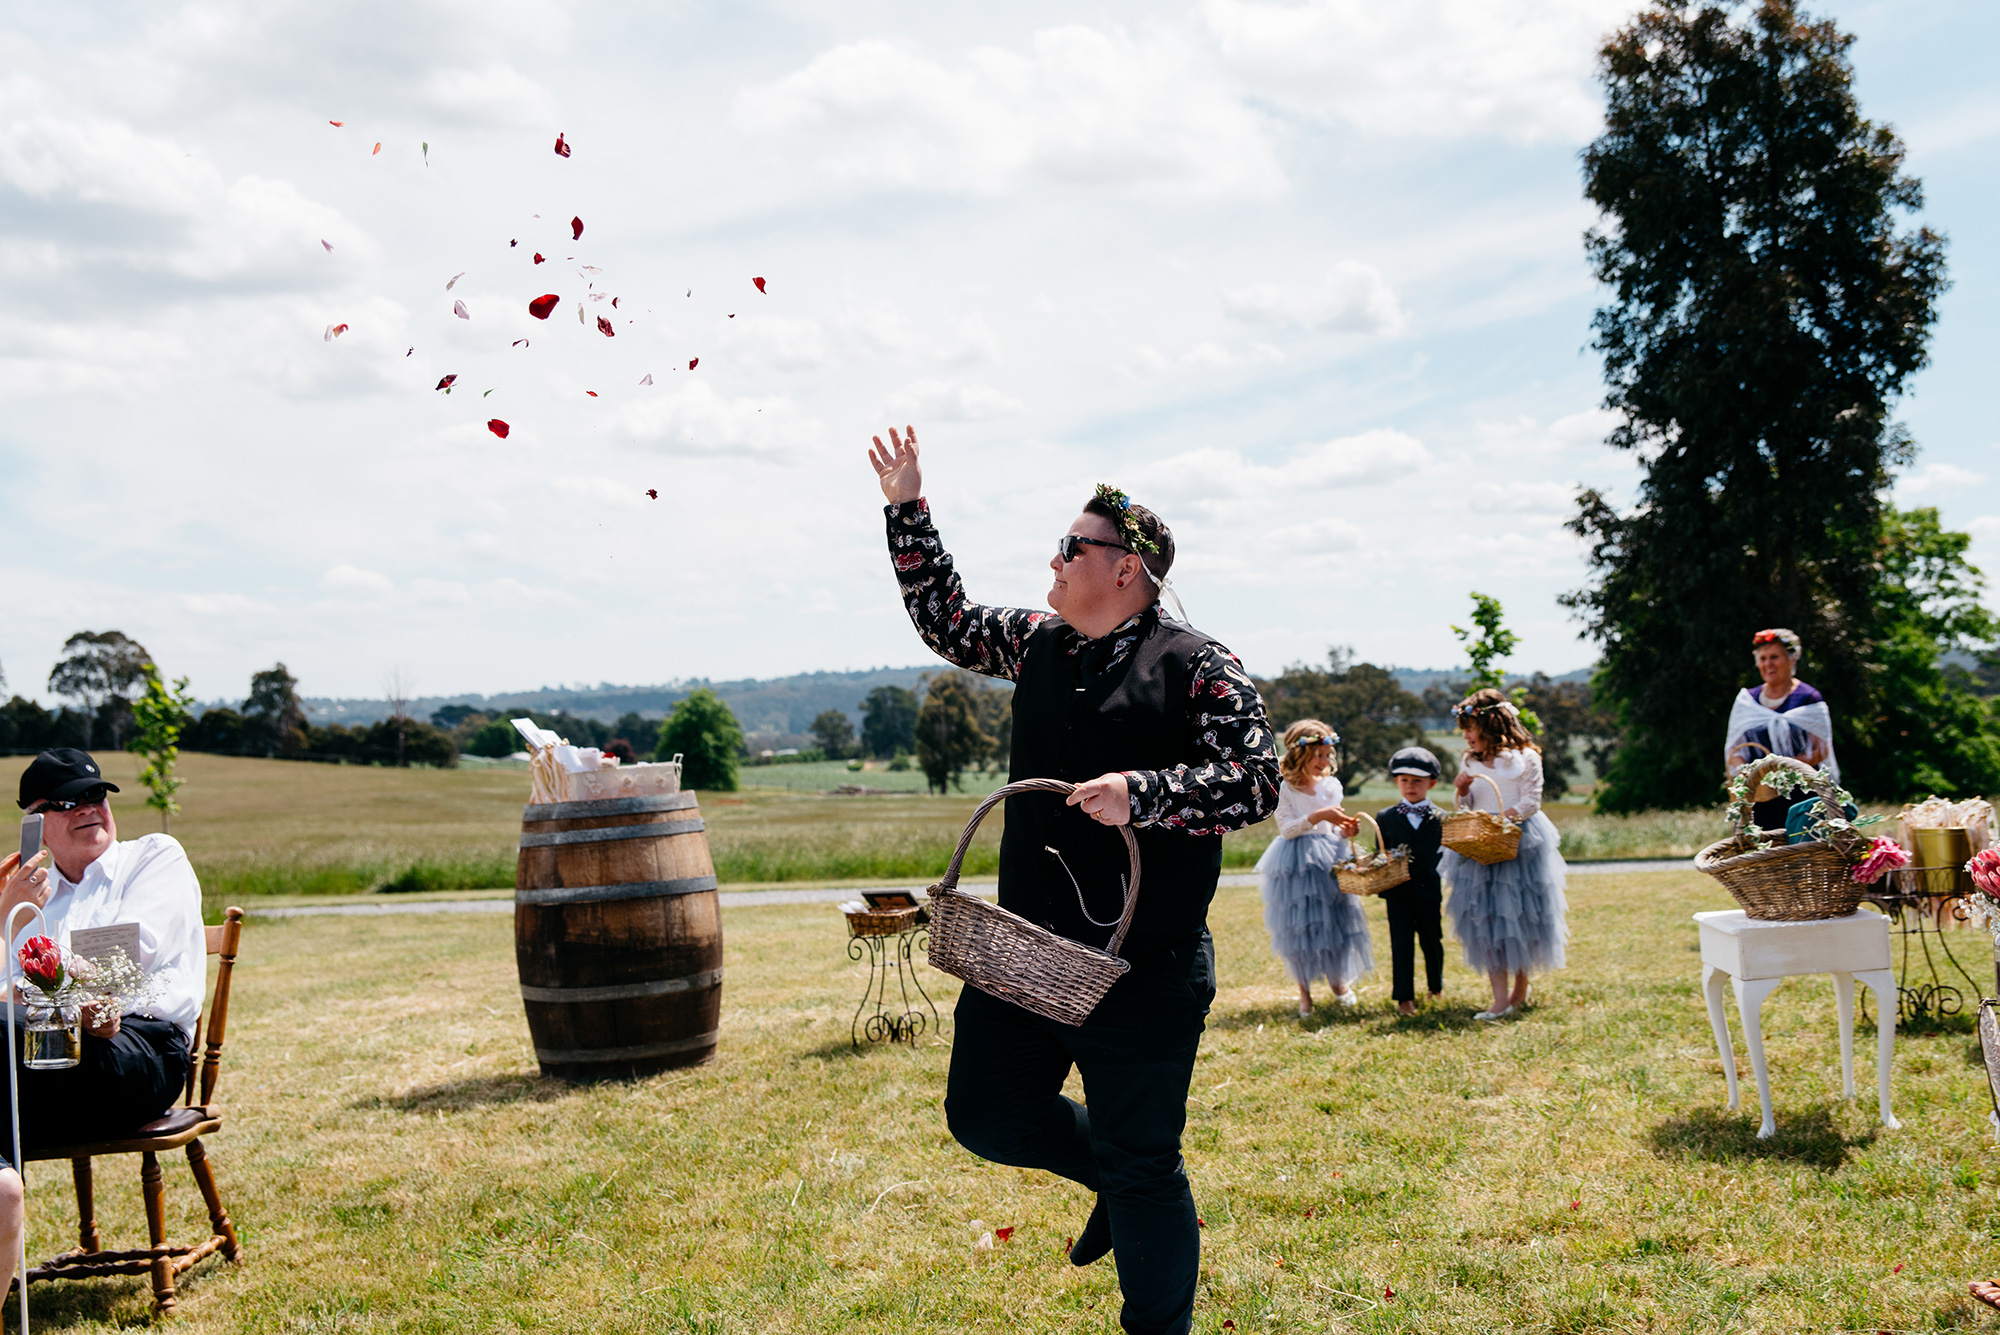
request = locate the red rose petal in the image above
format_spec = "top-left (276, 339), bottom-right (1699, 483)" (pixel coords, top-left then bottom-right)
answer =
top-left (329, 120), bottom-right (343, 127)
top-left (586, 390), bottom-right (597, 397)
top-left (994, 1227), bottom-right (1014, 1242)
top-left (554, 132), bottom-right (571, 158)
top-left (688, 357), bottom-right (698, 369)
top-left (1223, 1323), bottom-right (1236, 1331)
top-left (528, 294), bottom-right (560, 320)
top-left (487, 419), bottom-right (510, 439)
top-left (533, 253), bottom-right (545, 264)
top-left (372, 142), bottom-right (381, 155)
top-left (1384, 1286), bottom-right (1395, 1299)
top-left (513, 339), bottom-right (529, 347)
top-left (646, 488), bottom-right (658, 499)
top-left (571, 216), bottom-right (584, 240)
top-left (639, 373), bottom-right (652, 385)
top-left (753, 276), bottom-right (766, 293)
top-left (453, 299), bottom-right (469, 320)
top-left (597, 315), bottom-right (615, 337)
top-left (435, 374), bottom-right (457, 391)
top-left (612, 297), bottom-right (618, 308)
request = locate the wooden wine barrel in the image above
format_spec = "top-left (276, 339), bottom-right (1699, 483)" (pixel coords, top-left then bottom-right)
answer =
top-left (514, 792), bottom-right (722, 1081)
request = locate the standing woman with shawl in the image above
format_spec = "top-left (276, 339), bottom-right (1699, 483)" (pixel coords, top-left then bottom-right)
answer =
top-left (1723, 628), bottom-right (1839, 832)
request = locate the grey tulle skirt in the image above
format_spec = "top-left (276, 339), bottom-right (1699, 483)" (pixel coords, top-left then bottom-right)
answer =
top-left (1442, 810), bottom-right (1569, 975)
top-left (1256, 831), bottom-right (1374, 988)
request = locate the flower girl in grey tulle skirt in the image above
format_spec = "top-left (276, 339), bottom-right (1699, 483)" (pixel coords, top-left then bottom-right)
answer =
top-left (1442, 689), bottom-right (1570, 1020)
top-left (1256, 719), bottom-right (1373, 1017)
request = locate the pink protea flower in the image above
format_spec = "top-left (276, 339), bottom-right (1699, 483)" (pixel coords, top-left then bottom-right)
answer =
top-left (1968, 847), bottom-right (2000, 898)
top-left (1851, 837), bottom-right (1912, 886)
top-left (17, 936), bottom-right (64, 993)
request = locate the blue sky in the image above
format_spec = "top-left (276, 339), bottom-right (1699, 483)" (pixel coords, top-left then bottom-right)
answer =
top-left (0, 0), bottom-right (1993, 705)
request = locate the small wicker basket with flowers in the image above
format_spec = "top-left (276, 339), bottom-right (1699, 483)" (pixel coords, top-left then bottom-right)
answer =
top-left (1333, 811), bottom-right (1412, 896)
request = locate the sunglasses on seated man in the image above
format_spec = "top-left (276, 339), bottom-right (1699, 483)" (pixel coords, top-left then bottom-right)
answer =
top-left (1056, 534), bottom-right (1133, 563)
top-left (34, 786), bottom-right (111, 814)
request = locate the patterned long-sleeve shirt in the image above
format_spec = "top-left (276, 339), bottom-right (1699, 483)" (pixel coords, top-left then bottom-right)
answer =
top-left (887, 498), bottom-right (1278, 832)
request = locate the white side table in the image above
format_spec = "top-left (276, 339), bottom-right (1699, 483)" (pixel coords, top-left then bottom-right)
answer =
top-left (1695, 909), bottom-right (1899, 1139)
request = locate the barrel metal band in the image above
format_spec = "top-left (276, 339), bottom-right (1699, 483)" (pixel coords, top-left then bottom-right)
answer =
top-left (535, 1030), bottom-right (719, 1064)
top-left (518, 819), bottom-right (705, 848)
top-left (515, 875), bottom-right (719, 907)
top-left (522, 792), bottom-right (698, 822)
top-left (519, 968), bottom-right (724, 1004)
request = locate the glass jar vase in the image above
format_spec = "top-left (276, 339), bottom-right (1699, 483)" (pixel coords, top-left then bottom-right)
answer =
top-left (23, 999), bottom-right (81, 1070)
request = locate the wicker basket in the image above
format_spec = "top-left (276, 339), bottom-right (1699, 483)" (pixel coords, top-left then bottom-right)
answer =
top-left (1335, 811), bottom-right (1413, 896)
top-left (844, 904), bottom-right (922, 938)
top-left (1441, 773), bottom-right (1521, 865)
top-left (924, 779), bottom-right (1139, 1027)
top-left (1693, 755), bottom-right (1865, 921)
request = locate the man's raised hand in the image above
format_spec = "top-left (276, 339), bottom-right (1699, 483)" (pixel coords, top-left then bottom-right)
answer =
top-left (1067, 773), bottom-right (1132, 826)
top-left (868, 425), bottom-right (923, 504)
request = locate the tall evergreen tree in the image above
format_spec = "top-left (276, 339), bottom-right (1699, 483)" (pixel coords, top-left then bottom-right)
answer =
top-left (657, 688), bottom-right (744, 791)
top-left (914, 671), bottom-right (992, 795)
top-left (1565, 0), bottom-right (1978, 809)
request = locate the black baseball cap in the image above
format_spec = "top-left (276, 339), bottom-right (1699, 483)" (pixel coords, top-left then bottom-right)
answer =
top-left (1388, 746), bottom-right (1441, 780)
top-left (18, 749), bottom-right (120, 809)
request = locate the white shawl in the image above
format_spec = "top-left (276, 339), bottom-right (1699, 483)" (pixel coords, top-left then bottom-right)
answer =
top-left (1725, 689), bottom-right (1839, 784)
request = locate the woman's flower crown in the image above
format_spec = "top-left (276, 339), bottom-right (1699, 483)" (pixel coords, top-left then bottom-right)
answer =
top-left (1752, 628), bottom-right (1802, 657)
top-left (1093, 484), bottom-right (1160, 556)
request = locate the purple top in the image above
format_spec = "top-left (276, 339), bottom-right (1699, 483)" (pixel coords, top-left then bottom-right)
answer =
top-left (1739, 680), bottom-right (1827, 763)
top-left (1742, 681), bottom-right (1824, 712)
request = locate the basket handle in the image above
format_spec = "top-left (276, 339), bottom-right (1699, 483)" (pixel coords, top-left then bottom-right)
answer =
top-left (1733, 753), bottom-right (1860, 855)
top-left (1351, 809), bottom-right (1383, 860)
top-left (1452, 772), bottom-right (1507, 816)
top-left (933, 778), bottom-right (1143, 958)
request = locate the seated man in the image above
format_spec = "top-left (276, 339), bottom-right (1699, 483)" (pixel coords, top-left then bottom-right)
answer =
top-left (1, 748), bottom-right (206, 1153)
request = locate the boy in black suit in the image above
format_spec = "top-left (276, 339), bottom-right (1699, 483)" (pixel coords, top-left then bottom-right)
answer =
top-left (1378, 746), bottom-right (1445, 1016)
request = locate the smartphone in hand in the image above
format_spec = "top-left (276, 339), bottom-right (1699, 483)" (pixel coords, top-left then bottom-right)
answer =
top-left (19, 813), bottom-right (42, 870)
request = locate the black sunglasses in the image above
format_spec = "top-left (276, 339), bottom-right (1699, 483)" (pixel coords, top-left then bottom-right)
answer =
top-left (1057, 534), bottom-right (1131, 563)
top-left (36, 787), bottom-right (110, 813)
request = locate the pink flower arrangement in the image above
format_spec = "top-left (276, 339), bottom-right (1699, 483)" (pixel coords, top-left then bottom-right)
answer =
top-left (1969, 848), bottom-right (2000, 899)
top-left (1850, 837), bottom-right (1911, 886)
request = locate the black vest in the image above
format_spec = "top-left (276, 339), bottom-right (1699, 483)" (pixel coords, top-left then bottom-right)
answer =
top-left (1000, 610), bottom-right (1225, 959)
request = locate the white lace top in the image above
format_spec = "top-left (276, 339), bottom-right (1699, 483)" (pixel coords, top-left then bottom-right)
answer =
top-left (1276, 774), bottom-right (1344, 840)
top-left (1458, 748), bottom-right (1545, 822)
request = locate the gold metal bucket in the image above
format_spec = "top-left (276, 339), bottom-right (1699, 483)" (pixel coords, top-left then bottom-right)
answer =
top-left (1913, 826), bottom-right (1974, 896)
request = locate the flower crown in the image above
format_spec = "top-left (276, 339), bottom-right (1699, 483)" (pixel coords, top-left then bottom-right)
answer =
top-left (1093, 484), bottom-right (1160, 556)
top-left (1451, 698), bottom-right (1519, 720)
top-left (1751, 628), bottom-right (1802, 656)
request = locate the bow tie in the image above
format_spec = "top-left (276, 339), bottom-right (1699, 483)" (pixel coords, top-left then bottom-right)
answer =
top-left (1392, 801), bottom-right (1434, 817)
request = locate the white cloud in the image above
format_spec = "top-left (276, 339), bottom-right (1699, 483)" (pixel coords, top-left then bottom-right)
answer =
top-left (1223, 263), bottom-right (1407, 336)
top-left (321, 565), bottom-right (395, 596)
top-left (612, 380), bottom-right (817, 456)
top-left (881, 377), bottom-right (1023, 422)
top-left (423, 64), bottom-right (557, 127)
top-left (1898, 462), bottom-right (1987, 496)
top-left (733, 28), bottom-right (1285, 198)
top-left (1200, 0), bottom-right (1630, 143)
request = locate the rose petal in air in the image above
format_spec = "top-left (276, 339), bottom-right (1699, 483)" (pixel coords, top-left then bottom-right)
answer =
top-left (597, 316), bottom-right (615, 337)
top-left (578, 303), bottom-right (585, 324)
top-left (612, 297), bottom-right (619, 308)
top-left (753, 276), bottom-right (766, 293)
top-left (322, 322), bottom-right (349, 342)
top-left (533, 253), bottom-right (545, 264)
top-left (321, 239), bottom-right (333, 252)
top-left (646, 488), bottom-right (657, 499)
top-left (639, 373), bottom-right (652, 385)
top-left (554, 132), bottom-right (571, 158)
top-left (446, 272), bottom-right (465, 290)
top-left (586, 391), bottom-right (597, 397)
top-left (454, 300), bottom-right (469, 320)
top-left (435, 374), bottom-right (457, 391)
top-left (513, 339), bottom-right (530, 347)
top-left (688, 357), bottom-right (698, 369)
top-left (329, 120), bottom-right (343, 127)
top-left (372, 142), bottom-right (381, 155)
top-left (528, 294), bottom-right (560, 320)
top-left (487, 419), bottom-right (510, 439)
top-left (571, 216), bottom-right (584, 240)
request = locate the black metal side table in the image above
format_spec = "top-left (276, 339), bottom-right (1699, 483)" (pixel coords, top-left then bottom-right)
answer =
top-left (1862, 867), bottom-right (1987, 1021)
top-left (845, 910), bottom-right (941, 1046)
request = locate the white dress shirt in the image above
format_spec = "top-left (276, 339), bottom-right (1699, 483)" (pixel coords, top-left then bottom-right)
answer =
top-left (25, 835), bottom-right (207, 1042)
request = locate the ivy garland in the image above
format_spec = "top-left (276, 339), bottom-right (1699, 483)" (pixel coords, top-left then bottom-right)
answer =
top-left (1724, 765), bottom-right (1884, 852)
top-left (1093, 484), bottom-right (1160, 556)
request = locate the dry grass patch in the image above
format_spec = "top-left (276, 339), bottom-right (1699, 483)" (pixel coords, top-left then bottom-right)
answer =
top-left (10, 868), bottom-right (2000, 1331)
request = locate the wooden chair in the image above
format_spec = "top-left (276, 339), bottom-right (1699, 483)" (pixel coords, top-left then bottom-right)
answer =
top-left (21, 906), bottom-right (246, 1315)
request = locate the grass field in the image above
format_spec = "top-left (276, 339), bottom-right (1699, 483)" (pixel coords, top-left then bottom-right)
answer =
top-left (18, 868), bottom-right (2000, 1332)
top-left (0, 754), bottom-right (1748, 907)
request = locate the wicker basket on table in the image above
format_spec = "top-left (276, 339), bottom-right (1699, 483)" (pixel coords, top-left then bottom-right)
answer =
top-left (923, 778), bottom-right (1140, 1027)
top-left (1694, 754), bottom-right (1866, 921)
top-left (1335, 811), bottom-right (1413, 896)
top-left (1441, 773), bottom-right (1522, 865)
top-left (844, 904), bottom-right (923, 938)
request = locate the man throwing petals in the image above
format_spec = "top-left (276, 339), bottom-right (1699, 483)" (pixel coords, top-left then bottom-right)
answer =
top-left (869, 426), bottom-right (1279, 1335)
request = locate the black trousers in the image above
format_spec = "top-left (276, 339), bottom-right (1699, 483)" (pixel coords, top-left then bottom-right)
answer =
top-left (944, 931), bottom-right (1215, 1335)
top-left (0, 1012), bottom-right (187, 1169)
top-left (1382, 883), bottom-right (1444, 1002)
